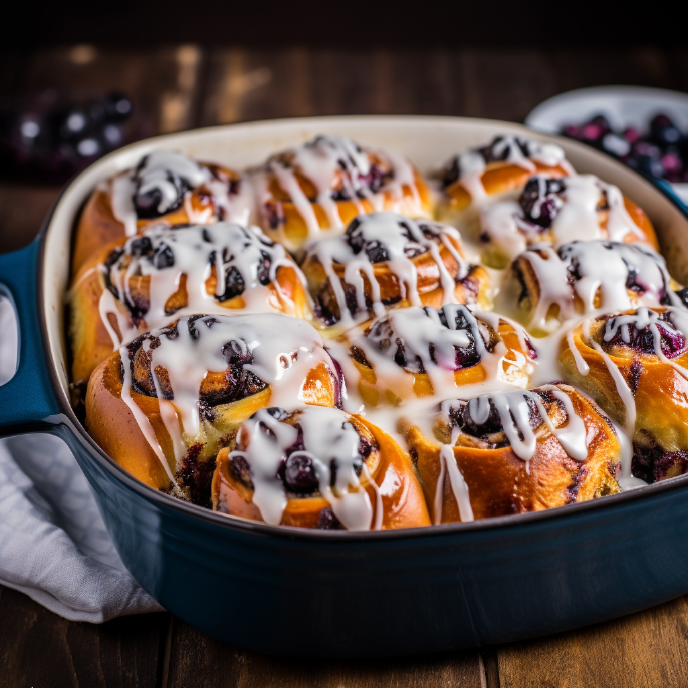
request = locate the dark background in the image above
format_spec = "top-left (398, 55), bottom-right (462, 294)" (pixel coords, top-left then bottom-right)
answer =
top-left (8, 0), bottom-right (688, 47)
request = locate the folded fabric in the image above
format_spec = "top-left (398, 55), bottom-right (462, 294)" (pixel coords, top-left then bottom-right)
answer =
top-left (0, 296), bottom-right (163, 622)
top-left (0, 435), bottom-right (164, 622)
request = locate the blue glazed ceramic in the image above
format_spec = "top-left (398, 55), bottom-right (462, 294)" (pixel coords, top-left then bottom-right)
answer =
top-left (3, 117), bottom-right (688, 658)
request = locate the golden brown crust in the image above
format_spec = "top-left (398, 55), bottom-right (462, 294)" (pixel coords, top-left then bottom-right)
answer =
top-left (343, 315), bottom-right (533, 407)
top-left (211, 414), bottom-right (431, 530)
top-left (405, 386), bottom-right (620, 523)
top-left (85, 343), bottom-right (338, 492)
top-left (443, 160), bottom-right (570, 212)
top-left (302, 231), bottom-right (490, 326)
top-left (72, 162), bottom-right (242, 275)
top-left (259, 164), bottom-right (433, 251)
top-left (68, 234), bottom-right (312, 385)
top-left (561, 310), bottom-right (688, 453)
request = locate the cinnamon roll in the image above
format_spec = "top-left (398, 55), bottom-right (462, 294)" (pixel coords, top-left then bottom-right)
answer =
top-left (73, 150), bottom-right (251, 273)
top-left (404, 384), bottom-right (621, 524)
top-left (251, 136), bottom-right (432, 252)
top-left (85, 314), bottom-right (342, 499)
top-left (561, 307), bottom-right (688, 485)
top-left (69, 223), bottom-right (310, 385)
top-left (436, 135), bottom-right (573, 222)
top-left (301, 212), bottom-right (490, 328)
top-left (505, 240), bottom-right (682, 334)
top-left (478, 174), bottom-right (659, 268)
top-left (334, 304), bottom-right (536, 408)
top-left (212, 405), bottom-right (431, 530)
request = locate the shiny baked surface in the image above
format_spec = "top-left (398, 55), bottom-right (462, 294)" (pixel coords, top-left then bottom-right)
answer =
top-left (67, 131), bottom-right (687, 531)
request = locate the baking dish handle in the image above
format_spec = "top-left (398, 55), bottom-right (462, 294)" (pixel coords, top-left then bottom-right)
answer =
top-left (0, 238), bottom-right (61, 435)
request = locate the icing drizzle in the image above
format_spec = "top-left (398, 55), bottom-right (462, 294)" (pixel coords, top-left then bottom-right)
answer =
top-left (305, 212), bottom-right (470, 327)
top-left (442, 135), bottom-right (572, 201)
top-left (99, 223), bottom-right (303, 349)
top-left (518, 240), bottom-right (680, 331)
top-left (109, 150), bottom-right (251, 236)
top-left (252, 136), bottom-right (424, 247)
top-left (117, 314), bottom-right (334, 477)
top-left (480, 174), bottom-right (648, 262)
top-left (227, 406), bottom-right (378, 530)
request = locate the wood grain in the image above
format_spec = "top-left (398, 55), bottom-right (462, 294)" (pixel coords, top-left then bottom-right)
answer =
top-left (498, 596), bottom-right (688, 688)
top-left (0, 587), bottom-right (165, 688)
top-left (164, 618), bottom-right (484, 688)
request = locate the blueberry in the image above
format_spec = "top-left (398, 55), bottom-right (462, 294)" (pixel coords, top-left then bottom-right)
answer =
top-left (152, 243), bottom-right (175, 269)
top-left (601, 132), bottom-right (630, 157)
top-left (103, 92), bottom-right (133, 122)
top-left (284, 454), bottom-right (319, 493)
top-left (590, 114), bottom-right (612, 133)
top-left (650, 113), bottom-right (682, 148)
top-left (562, 125), bottom-right (582, 139)
top-left (623, 127), bottom-right (640, 144)
top-left (365, 241), bottom-right (389, 263)
top-left (219, 266), bottom-right (246, 301)
top-left (582, 123), bottom-right (604, 141)
top-left (661, 151), bottom-right (683, 174)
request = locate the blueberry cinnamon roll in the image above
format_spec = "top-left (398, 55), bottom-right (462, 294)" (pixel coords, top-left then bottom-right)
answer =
top-left (436, 135), bottom-right (573, 222)
top-left (250, 136), bottom-right (432, 252)
top-left (561, 307), bottom-right (688, 486)
top-left (69, 223), bottom-right (310, 384)
top-left (403, 384), bottom-right (620, 523)
top-left (212, 406), bottom-right (430, 530)
top-left (85, 314), bottom-right (342, 498)
top-left (505, 240), bottom-right (682, 334)
top-left (74, 150), bottom-right (251, 273)
top-left (333, 304), bottom-right (536, 407)
top-left (301, 212), bottom-right (489, 328)
top-left (479, 174), bottom-right (658, 268)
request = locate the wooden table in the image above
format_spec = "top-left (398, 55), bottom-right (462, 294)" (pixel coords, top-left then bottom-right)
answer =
top-left (2, 44), bottom-right (688, 687)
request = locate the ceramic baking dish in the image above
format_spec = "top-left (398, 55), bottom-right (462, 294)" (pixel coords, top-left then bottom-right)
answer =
top-left (2, 116), bottom-right (688, 658)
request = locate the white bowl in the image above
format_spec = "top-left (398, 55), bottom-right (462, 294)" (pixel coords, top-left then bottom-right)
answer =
top-left (525, 86), bottom-right (688, 205)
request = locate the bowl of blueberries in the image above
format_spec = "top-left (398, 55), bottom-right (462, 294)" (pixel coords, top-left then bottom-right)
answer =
top-left (525, 85), bottom-right (688, 208)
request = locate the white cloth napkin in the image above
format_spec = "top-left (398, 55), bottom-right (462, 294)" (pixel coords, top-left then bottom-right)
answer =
top-left (0, 297), bottom-right (163, 622)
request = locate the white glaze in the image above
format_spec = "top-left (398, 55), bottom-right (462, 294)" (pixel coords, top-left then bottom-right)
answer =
top-left (109, 150), bottom-right (251, 236)
top-left (252, 136), bottom-right (426, 249)
top-left (441, 384), bottom-right (588, 466)
top-left (479, 174), bottom-right (648, 263)
top-left (520, 240), bottom-right (679, 332)
top-left (99, 223), bottom-right (302, 350)
top-left (451, 136), bottom-right (572, 202)
top-left (338, 305), bottom-right (534, 409)
top-left (306, 212), bottom-right (469, 328)
top-left (228, 406), bottom-right (378, 530)
top-left (117, 314), bottom-right (333, 476)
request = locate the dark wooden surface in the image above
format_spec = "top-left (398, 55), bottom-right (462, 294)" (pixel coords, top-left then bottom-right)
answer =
top-left (2, 44), bottom-right (688, 687)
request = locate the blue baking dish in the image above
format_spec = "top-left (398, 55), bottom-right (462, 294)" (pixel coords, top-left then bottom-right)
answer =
top-left (2, 116), bottom-right (688, 658)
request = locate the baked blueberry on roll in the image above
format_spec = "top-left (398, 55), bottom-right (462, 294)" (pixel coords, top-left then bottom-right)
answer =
top-left (436, 135), bottom-right (573, 221)
top-left (85, 314), bottom-right (342, 500)
top-left (334, 304), bottom-right (536, 407)
top-left (250, 136), bottom-right (432, 252)
top-left (212, 405), bottom-right (430, 530)
top-left (561, 307), bottom-right (688, 486)
top-left (478, 174), bottom-right (658, 267)
top-left (404, 384), bottom-right (621, 523)
top-left (301, 212), bottom-right (489, 328)
top-left (69, 223), bottom-right (311, 384)
top-left (74, 150), bottom-right (251, 273)
top-left (505, 240), bottom-right (682, 334)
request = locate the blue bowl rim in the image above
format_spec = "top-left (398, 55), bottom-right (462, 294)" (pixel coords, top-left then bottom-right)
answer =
top-left (33, 117), bottom-right (688, 544)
